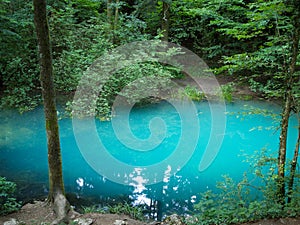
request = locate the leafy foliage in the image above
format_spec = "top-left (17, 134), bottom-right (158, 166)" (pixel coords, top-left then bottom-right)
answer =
top-left (188, 148), bottom-right (300, 225)
top-left (180, 85), bottom-right (205, 101)
top-left (1, 0), bottom-right (299, 112)
top-left (70, 41), bottom-right (184, 119)
top-left (0, 177), bottom-right (21, 216)
top-left (0, 0), bottom-right (152, 112)
top-left (0, 0), bottom-right (41, 112)
top-left (108, 202), bottom-right (145, 220)
top-left (82, 205), bottom-right (106, 214)
top-left (81, 202), bottom-right (145, 221)
top-left (210, 0), bottom-right (298, 101)
top-left (218, 82), bottom-right (235, 102)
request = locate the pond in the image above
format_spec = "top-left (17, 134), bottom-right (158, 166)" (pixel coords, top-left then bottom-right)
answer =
top-left (0, 100), bottom-right (298, 216)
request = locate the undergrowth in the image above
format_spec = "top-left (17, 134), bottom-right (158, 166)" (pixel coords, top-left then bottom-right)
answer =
top-left (82, 202), bottom-right (145, 221)
top-left (0, 177), bottom-right (21, 216)
top-left (186, 149), bottom-right (300, 225)
top-left (218, 82), bottom-right (236, 102)
top-left (180, 85), bottom-right (205, 101)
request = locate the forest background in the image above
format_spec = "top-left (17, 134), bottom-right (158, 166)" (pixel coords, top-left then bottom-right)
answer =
top-left (0, 0), bottom-right (300, 224)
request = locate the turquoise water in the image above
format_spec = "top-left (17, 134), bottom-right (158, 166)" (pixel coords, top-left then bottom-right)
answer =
top-left (0, 100), bottom-right (298, 214)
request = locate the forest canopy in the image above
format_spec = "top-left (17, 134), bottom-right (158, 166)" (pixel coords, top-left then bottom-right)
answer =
top-left (0, 0), bottom-right (299, 114)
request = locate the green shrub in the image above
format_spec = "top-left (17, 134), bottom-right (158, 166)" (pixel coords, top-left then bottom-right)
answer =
top-left (70, 42), bottom-right (185, 120)
top-left (191, 175), bottom-right (256, 225)
top-left (82, 205), bottom-right (105, 214)
top-left (240, 94), bottom-right (253, 101)
top-left (189, 149), bottom-right (300, 225)
top-left (218, 82), bottom-right (235, 102)
top-left (181, 85), bottom-right (205, 101)
top-left (108, 202), bottom-right (145, 221)
top-left (81, 202), bottom-right (145, 221)
top-left (0, 177), bottom-right (21, 215)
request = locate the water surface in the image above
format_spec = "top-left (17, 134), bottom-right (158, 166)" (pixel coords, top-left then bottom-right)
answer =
top-left (0, 100), bottom-right (298, 214)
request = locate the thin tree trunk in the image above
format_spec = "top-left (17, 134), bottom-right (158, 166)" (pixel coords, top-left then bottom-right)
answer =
top-left (33, 0), bottom-right (70, 223)
top-left (277, 6), bottom-right (300, 205)
top-left (277, 91), bottom-right (292, 203)
top-left (107, 0), bottom-right (118, 43)
top-left (107, 0), bottom-right (113, 29)
top-left (286, 12), bottom-right (300, 203)
top-left (114, 0), bottom-right (119, 30)
top-left (161, 1), bottom-right (170, 41)
top-left (287, 117), bottom-right (300, 203)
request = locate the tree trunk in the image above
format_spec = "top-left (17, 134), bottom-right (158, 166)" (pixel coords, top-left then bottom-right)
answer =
top-left (277, 5), bottom-right (300, 205)
top-left (114, 0), bottom-right (119, 31)
top-left (161, 1), bottom-right (170, 41)
top-left (107, 0), bottom-right (119, 43)
top-left (33, 0), bottom-right (70, 223)
top-left (287, 118), bottom-right (300, 203)
top-left (107, 0), bottom-right (113, 28)
top-left (286, 9), bottom-right (300, 203)
top-left (277, 91), bottom-right (292, 203)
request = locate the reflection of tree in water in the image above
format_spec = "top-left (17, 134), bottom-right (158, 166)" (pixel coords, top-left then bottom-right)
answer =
top-left (129, 166), bottom-right (196, 220)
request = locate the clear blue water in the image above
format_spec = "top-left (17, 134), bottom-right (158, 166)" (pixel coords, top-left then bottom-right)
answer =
top-left (0, 100), bottom-right (298, 215)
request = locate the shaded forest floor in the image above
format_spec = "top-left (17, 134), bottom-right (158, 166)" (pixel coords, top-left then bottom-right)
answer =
top-left (1, 201), bottom-right (300, 225)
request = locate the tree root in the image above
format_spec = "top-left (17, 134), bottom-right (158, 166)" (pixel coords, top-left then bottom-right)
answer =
top-left (51, 193), bottom-right (70, 225)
